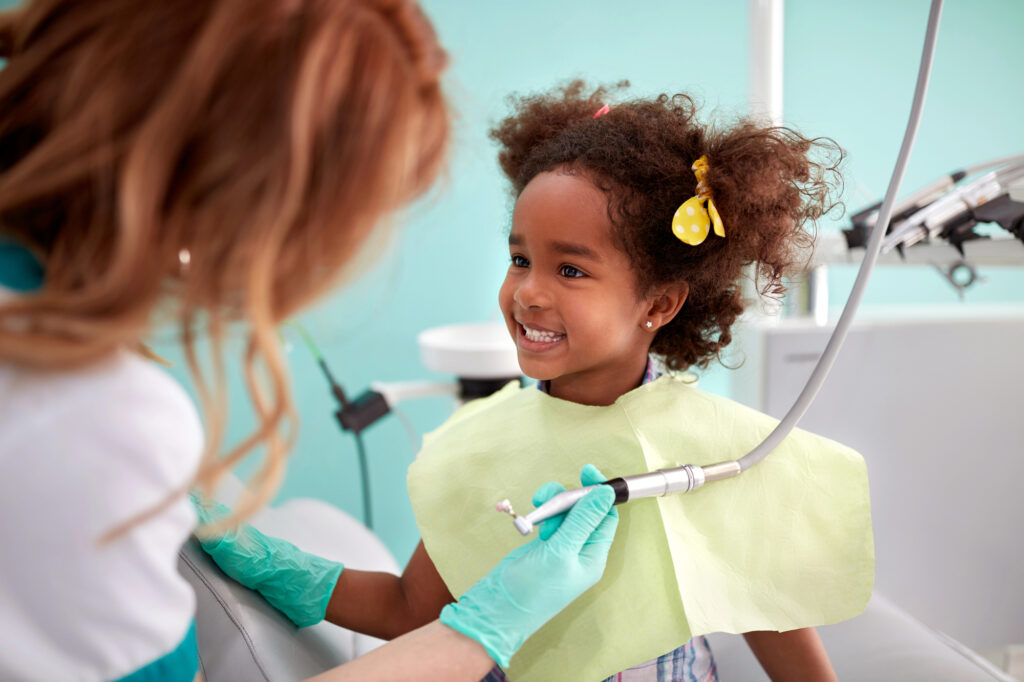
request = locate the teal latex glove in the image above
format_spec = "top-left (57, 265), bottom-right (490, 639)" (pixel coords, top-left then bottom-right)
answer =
top-left (191, 494), bottom-right (344, 628)
top-left (439, 464), bottom-right (618, 667)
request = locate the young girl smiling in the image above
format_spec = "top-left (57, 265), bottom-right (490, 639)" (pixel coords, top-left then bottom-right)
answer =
top-left (500, 168), bottom-right (687, 408)
top-left (475, 81), bottom-right (844, 680)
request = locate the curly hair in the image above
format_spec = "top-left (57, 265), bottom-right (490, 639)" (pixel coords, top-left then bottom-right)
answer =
top-left (490, 80), bottom-right (843, 371)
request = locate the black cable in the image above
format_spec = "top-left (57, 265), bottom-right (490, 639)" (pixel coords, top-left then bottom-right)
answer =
top-left (353, 431), bottom-right (372, 530)
top-left (283, 322), bottom-right (374, 529)
top-left (318, 358), bottom-right (351, 407)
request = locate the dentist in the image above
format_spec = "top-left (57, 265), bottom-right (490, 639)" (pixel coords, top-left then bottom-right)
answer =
top-left (0, 1), bottom-right (618, 680)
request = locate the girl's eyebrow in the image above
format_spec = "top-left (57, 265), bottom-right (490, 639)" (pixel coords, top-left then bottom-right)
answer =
top-left (551, 240), bottom-right (601, 261)
top-left (508, 234), bottom-right (601, 261)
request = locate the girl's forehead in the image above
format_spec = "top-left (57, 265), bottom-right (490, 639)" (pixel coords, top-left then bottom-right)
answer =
top-left (512, 171), bottom-right (614, 244)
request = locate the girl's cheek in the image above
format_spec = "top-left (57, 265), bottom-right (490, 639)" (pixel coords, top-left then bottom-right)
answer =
top-left (497, 279), bottom-right (514, 312)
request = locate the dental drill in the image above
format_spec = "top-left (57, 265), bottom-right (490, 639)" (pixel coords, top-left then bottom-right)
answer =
top-left (497, 0), bottom-right (945, 536)
top-left (496, 462), bottom-right (741, 535)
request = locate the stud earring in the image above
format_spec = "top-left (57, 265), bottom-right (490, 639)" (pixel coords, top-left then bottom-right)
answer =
top-left (645, 321), bottom-right (653, 329)
top-left (178, 248), bottom-right (191, 276)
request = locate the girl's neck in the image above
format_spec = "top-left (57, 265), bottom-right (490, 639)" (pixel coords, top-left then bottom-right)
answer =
top-left (545, 355), bottom-right (650, 407)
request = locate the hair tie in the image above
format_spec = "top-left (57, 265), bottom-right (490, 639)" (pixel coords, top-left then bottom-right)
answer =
top-left (593, 104), bottom-right (610, 119)
top-left (671, 156), bottom-right (725, 246)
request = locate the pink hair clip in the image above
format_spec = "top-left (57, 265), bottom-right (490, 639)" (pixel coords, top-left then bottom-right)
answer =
top-left (593, 104), bottom-right (610, 119)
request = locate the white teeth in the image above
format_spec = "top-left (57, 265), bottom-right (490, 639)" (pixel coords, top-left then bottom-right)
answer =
top-left (523, 325), bottom-right (564, 343)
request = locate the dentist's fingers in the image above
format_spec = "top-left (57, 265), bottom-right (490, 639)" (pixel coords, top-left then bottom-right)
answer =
top-left (535, 465), bottom-right (614, 541)
top-left (577, 500), bottom-right (620, 569)
top-left (532, 481), bottom-right (565, 508)
top-left (532, 481), bottom-right (567, 541)
top-left (579, 464), bottom-right (607, 487)
top-left (546, 484), bottom-right (616, 557)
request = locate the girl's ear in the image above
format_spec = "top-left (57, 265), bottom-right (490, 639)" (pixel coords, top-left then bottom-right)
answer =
top-left (643, 283), bottom-right (688, 332)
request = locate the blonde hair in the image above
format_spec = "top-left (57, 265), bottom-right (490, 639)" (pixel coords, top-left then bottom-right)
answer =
top-left (0, 0), bottom-right (449, 534)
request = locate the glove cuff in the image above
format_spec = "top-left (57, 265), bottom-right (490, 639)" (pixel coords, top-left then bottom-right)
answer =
top-left (439, 593), bottom-right (524, 668)
top-left (263, 557), bottom-right (344, 628)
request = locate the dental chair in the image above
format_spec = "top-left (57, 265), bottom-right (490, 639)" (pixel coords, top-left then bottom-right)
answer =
top-left (707, 602), bottom-right (1012, 682)
top-left (182, 475), bottom-right (1013, 682)
top-left (178, 475), bottom-right (394, 682)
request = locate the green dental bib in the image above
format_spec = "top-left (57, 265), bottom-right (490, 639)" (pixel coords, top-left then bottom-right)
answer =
top-left (408, 375), bottom-right (874, 682)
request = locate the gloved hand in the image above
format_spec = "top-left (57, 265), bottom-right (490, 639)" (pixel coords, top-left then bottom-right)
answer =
top-left (191, 494), bottom-right (344, 628)
top-left (439, 464), bottom-right (618, 667)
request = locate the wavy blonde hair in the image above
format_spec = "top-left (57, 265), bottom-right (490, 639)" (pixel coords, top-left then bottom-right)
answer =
top-left (0, 0), bottom-right (449, 534)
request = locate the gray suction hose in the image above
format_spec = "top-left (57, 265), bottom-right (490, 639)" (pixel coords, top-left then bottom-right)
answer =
top-left (734, 0), bottom-right (944, 473)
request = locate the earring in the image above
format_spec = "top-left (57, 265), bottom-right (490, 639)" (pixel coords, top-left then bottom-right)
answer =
top-left (645, 321), bottom-right (653, 329)
top-left (178, 248), bottom-right (191, 276)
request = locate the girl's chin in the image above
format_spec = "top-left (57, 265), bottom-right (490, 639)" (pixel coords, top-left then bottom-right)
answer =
top-left (519, 368), bottom-right (553, 382)
top-left (516, 358), bottom-right (560, 382)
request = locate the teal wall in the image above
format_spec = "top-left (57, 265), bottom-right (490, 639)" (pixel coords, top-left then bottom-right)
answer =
top-left (162, 0), bottom-right (1024, 565)
top-left (786, 0), bottom-right (1024, 308)
top-left (266, 0), bottom-right (1024, 565)
top-left (5, 0), bottom-right (1022, 564)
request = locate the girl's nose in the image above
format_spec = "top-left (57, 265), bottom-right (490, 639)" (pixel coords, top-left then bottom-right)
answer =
top-left (513, 274), bottom-right (549, 309)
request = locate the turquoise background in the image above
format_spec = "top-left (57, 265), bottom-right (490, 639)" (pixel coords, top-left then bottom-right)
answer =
top-left (156, 0), bottom-right (1024, 564)
top-left (4, 0), bottom-right (1023, 564)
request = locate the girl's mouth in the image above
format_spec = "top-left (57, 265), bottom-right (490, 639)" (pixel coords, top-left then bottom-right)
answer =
top-left (518, 322), bottom-right (566, 349)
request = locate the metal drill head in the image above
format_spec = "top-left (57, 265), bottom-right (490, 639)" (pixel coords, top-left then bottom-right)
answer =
top-left (513, 516), bottom-right (534, 535)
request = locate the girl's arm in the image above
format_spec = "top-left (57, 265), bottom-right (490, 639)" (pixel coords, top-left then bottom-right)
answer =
top-left (742, 628), bottom-right (838, 682)
top-left (324, 540), bottom-right (454, 640)
top-left (193, 497), bottom-right (450, 636)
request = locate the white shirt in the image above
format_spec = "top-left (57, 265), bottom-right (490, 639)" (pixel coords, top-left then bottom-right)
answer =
top-left (0, 287), bottom-right (203, 681)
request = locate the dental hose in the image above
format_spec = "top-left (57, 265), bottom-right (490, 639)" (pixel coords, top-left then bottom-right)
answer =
top-left (285, 322), bottom-right (374, 530)
top-left (502, 0), bottom-right (945, 535)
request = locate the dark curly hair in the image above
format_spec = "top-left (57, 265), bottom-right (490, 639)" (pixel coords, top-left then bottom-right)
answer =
top-left (490, 80), bottom-right (843, 371)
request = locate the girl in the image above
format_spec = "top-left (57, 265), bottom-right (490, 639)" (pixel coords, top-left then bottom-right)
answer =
top-left (200, 81), bottom-right (851, 682)
top-left (484, 81), bottom-right (843, 681)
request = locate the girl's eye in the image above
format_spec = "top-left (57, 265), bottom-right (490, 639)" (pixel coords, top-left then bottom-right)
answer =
top-left (510, 254), bottom-right (529, 268)
top-left (560, 264), bottom-right (585, 278)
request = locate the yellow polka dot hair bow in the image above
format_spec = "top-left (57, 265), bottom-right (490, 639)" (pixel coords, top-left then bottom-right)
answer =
top-left (671, 155), bottom-right (725, 246)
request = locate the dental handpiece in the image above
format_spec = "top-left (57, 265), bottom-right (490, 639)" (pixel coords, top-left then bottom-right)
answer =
top-left (497, 461), bottom-right (741, 535)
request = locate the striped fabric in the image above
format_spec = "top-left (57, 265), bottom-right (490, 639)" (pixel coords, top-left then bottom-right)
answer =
top-left (481, 635), bottom-right (716, 682)
top-left (599, 636), bottom-right (717, 682)
top-left (482, 357), bottom-right (718, 682)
